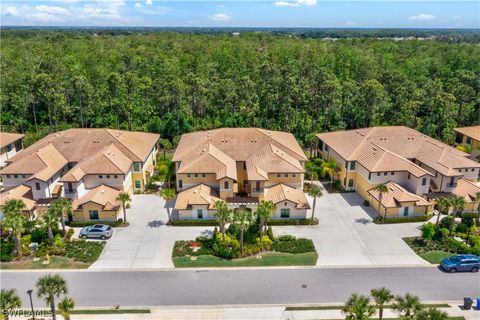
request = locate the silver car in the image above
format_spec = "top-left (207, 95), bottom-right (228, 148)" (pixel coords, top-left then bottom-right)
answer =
top-left (79, 224), bottom-right (113, 240)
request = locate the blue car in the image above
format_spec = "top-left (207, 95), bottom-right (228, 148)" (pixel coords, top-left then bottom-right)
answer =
top-left (441, 254), bottom-right (479, 273)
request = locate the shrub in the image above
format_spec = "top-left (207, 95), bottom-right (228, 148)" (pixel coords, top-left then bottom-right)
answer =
top-left (268, 218), bottom-right (319, 226)
top-left (421, 223), bottom-right (435, 240)
top-left (374, 215), bottom-right (431, 224)
top-left (267, 226), bottom-right (274, 241)
top-left (35, 243), bottom-right (65, 257)
top-left (126, 203), bottom-right (131, 209)
top-left (30, 228), bottom-right (48, 244)
top-left (433, 227), bottom-right (449, 240)
top-left (0, 240), bottom-right (15, 261)
top-left (212, 235), bottom-right (240, 259)
top-left (255, 236), bottom-right (273, 250)
top-left (455, 223), bottom-right (469, 234)
top-left (67, 221), bottom-right (122, 228)
top-left (241, 244), bottom-right (262, 257)
top-left (272, 237), bottom-right (316, 254)
top-left (65, 228), bottom-right (75, 241)
top-left (278, 235), bottom-right (296, 241)
top-left (167, 220), bottom-right (218, 226)
top-left (172, 240), bottom-right (194, 257)
top-left (20, 234), bottom-right (32, 256)
top-left (439, 216), bottom-right (454, 229)
top-left (65, 240), bottom-right (105, 263)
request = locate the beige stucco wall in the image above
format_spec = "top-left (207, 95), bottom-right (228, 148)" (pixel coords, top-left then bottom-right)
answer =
top-left (72, 202), bottom-right (119, 222)
top-left (178, 204), bottom-right (216, 220)
top-left (273, 200), bottom-right (307, 219)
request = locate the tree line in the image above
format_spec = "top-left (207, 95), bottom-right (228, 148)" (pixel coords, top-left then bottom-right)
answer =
top-left (1, 30), bottom-right (479, 147)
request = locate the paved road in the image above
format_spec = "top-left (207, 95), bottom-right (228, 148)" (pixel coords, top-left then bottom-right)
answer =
top-left (2, 267), bottom-right (479, 307)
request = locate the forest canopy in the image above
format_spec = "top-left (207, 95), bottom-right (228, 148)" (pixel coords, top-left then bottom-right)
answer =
top-left (1, 30), bottom-right (479, 147)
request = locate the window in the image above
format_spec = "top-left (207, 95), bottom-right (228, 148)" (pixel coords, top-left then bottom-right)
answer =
top-left (197, 209), bottom-right (203, 219)
top-left (68, 182), bottom-right (73, 193)
top-left (133, 163), bottom-right (141, 172)
top-left (368, 173), bottom-right (371, 180)
top-left (202, 174), bottom-right (206, 178)
top-left (89, 210), bottom-right (99, 220)
top-left (99, 175), bottom-right (103, 179)
top-left (466, 137), bottom-right (472, 145)
top-left (243, 162), bottom-right (246, 170)
top-left (194, 173), bottom-right (199, 178)
top-left (179, 180), bottom-right (183, 188)
top-left (348, 179), bottom-right (354, 188)
top-left (35, 182), bottom-right (40, 190)
top-left (471, 168), bottom-right (474, 172)
top-left (187, 174), bottom-right (191, 178)
top-left (224, 181), bottom-right (229, 189)
top-left (292, 174), bottom-right (296, 177)
top-left (402, 207), bottom-right (410, 217)
top-left (21, 174), bottom-right (26, 178)
top-left (408, 173), bottom-right (411, 180)
top-left (135, 180), bottom-right (141, 189)
top-left (325, 145), bottom-right (329, 152)
top-left (377, 173), bottom-right (381, 176)
top-left (284, 174), bottom-right (288, 177)
top-left (106, 175), bottom-right (110, 179)
top-left (6, 144), bottom-right (12, 152)
top-left (255, 181), bottom-right (261, 191)
top-left (350, 162), bottom-right (356, 170)
top-left (281, 208), bottom-right (290, 218)
top-left (6, 174), bottom-right (10, 178)
top-left (391, 172), bottom-right (394, 175)
top-left (422, 178), bottom-right (427, 186)
top-left (114, 175), bottom-right (118, 179)
top-left (277, 174), bottom-right (281, 178)
top-left (384, 172), bottom-right (388, 176)
top-left (14, 174), bottom-right (18, 178)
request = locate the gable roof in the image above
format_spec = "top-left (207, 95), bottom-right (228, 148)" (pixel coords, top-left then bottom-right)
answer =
top-left (265, 184), bottom-right (310, 209)
top-left (454, 126), bottom-right (480, 142)
top-left (452, 179), bottom-right (480, 203)
top-left (72, 184), bottom-right (121, 210)
top-left (0, 132), bottom-right (24, 149)
top-left (368, 181), bottom-right (431, 208)
top-left (173, 128), bottom-right (307, 179)
top-left (0, 185), bottom-right (36, 211)
top-left (318, 126), bottom-right (480, 177)
top-left (0, 143), bottom-right (68, 181)
top-left (174, 184), bottom-right (222, 210)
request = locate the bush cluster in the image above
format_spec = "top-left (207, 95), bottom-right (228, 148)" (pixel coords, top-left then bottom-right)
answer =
top-left (67, 220), bottom-right (123, 227)
top-left (167, 220), bottom-right (219, 226)
top-left (374, 215), bottom-right (432, 224)
top-left (269, 218), bottom-right (319, 226)
top-left (272, 236), bottom-right (316, 254)
top-left (65, 240), bottom-right (106, 263)
top-left (0, 240), bottom-right (15, 261)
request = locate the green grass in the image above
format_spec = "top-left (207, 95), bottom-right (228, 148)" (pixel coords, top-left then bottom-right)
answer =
top-left (285, 303), bottom-right (450, 311)
top-left (70, 309), bottom-right (150, 314)
top-left (0, 256), bottom-right (89, 269)
top-left (419, 251), bottom-right (453, 264)
top-left (173, 252), bottom-right (318, 268)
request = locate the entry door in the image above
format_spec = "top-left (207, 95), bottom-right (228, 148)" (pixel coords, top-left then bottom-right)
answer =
top-left (402, 207), bottom-right (410, 217)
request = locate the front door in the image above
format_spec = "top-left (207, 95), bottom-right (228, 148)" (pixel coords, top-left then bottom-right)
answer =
top-left (402, 207), bottom-right (410, 217)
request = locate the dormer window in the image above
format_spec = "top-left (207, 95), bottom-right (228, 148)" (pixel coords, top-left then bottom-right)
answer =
top-left (133, 163), bottom-right (141, 172)
top-left (224, 181), bottom-right (229, 189)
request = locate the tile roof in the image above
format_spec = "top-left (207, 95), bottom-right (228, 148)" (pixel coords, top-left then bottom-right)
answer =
top-left (0, 185), bottom-right (36, 211)
top-left (72, 184), bottom-right (121, 211)
top-left (1, 128), bottom-right (158, 181)
top-left (368, 181), bottom-right (431, 208)
top-left (318, 126), bottom-right (480, 177)
top-left (452, 179), bottom-right (480, 203)
top-left (0, 132), bottom-right (24, 149)
top-left (454, 125), bottom-right (480, 142)
top-left (174, 184), bottom-right (222, 210)
top-left (0, 144), bottom-right (69, 181)
top-left (173, 128), bottom-right (307, 180)
top-left (265, 184), bottom-right (310, 209)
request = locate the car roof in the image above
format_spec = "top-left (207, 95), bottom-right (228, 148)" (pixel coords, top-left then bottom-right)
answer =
top-left (457, 254), bottom-right (478, 259)
top-left (93, 224), bottom-right (108, 229)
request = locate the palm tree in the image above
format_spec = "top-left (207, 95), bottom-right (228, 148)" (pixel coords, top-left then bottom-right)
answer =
top-left (341, 293), bottom-right (376, 320)
top-left (370, 287), bottom-right (394, 320)
top-left (308, 185), bottom-right (323, 222)
top-left (232, 209), bottom-right (253, 254)
top-left (255, 200), bottom-right (275, 237)
top-left (58, 297), bottom-right (75, 320)
top-left (213, 200), bottom-right (232, 241)
top-left (392, 293), bottom-right (422, 320)
top-left (116, 192), bottom-right (131, 224)
top-left (1, 199), bottom-right (26, 257)
top-left (36, 274), bottom-right (68, 320)
top-left (160, 188), bottom-right (175, 222)
top-left (50, 197), bottom-right (72, 234)
top-left (435, 197), bottom-right (451, 226)
top-left (0, 288), bottom-right (22, 320)
top-left (43, 208), bottom-right (60, 244)
top-left (374, 184), bottom-right (389, 219)
top-left (416, 308), bottom-right (448, 320)
top-left (321, 161), bottom-right (338, 185)
top-left (448, 195), bottom-right (465, 236)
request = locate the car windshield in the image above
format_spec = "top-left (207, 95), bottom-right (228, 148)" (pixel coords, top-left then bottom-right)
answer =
top-left (449, 257), bottom-right (461, 263)
top-left (85, 226), bottom-right (93, 232)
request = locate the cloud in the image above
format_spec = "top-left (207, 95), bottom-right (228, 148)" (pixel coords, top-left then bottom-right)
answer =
top-left (27, 13), bottom-right (64, 23)
top-left (210, 13), bottom-right (231, 22)
top-left (4, 6), bottom-right (20, 17)
top-left (146, 0), bottom-right (153, 5)
top-left (344, 21), bottom-right (357, 26)
top-left (453, 15), bottom-right (461, 20)
top-left (134, 3), bottom-right (143, 8)
top-left (35, 5), bottom-right (70, 15)
top-left (409, 14), bottom-right (435, 21)
top-left (297, 0), bottom-right (317, 5)
top-left (78, 0), bottom-right (126, 21)
top-left (275, 1), bottom-right (298, 7)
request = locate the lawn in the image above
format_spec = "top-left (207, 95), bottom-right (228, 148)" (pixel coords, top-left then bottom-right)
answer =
top-left (419, 251), bottom-right (453, 264)
top-left (0, 256), bottom-right (90, 269)
top-left (173, 252), bottom-right (317, 268)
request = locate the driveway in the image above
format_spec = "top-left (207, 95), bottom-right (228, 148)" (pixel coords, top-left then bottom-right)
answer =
top-left (89, 194), bottom-right (213, 270)
top-left (275, 185), bottom-right (428, 267)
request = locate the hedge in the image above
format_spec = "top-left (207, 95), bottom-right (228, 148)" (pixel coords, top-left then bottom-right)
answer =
top-left (268, 218), bottom-right (319, 226)
top-left (374, 215), bottom-right (431, 224)
top-left (67, 220), bottom-right (123, 228)
top-left (167, 220), bottom-right (219, 226)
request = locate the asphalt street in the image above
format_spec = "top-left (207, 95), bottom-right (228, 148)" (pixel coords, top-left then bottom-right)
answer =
top-left (1, 267), bottom-right (479, 307)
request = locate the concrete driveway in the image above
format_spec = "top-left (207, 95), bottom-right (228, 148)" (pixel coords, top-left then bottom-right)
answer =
top-left (89, 194), bottom-right (213, 270)
top-left (275, 185), bottom-right (428, 267)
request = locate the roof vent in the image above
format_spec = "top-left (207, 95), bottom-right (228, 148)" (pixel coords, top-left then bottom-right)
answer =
top-left (360, 133), bottom-right (365, 136)
top-left (193, 189), bottom-right (198, 194)
top-left (372, 147), bottom-right (377, 151)
top-left (355, 130), bottom-right (359, 133)
top-left (101, 189), bottom-right (105, 194)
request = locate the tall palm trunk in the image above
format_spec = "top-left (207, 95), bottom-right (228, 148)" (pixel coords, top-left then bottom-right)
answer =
top-left (60, 212), bottom-right (66, 234)
top-left (122, 203), bottom-right (127, 223)
top-left (435, 209), bottom-right (442, 226)
top-left (240, 228), bottom-right (244, 253)
top-left (449, 213), bottom-right (455, 236)
top-left (48, 226), bottom-right (53, 244)
top-left (379, 306), bottom-right (384, 320)
top-left (50, 297), bottom-right (56, 320)
top-left (259, 220), bottom-right (264, 238)
top-left (220, 223), bottom-right (225, 241)
top-left (14, 234), bottom-right (21, 257)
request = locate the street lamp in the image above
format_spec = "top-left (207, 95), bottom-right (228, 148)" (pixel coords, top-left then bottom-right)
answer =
top-left (26, 290), bottom-right (35, 320)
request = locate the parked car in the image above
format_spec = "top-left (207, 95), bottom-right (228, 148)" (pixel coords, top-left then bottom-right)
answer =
top-left (440, 254), bottom-right (479, 273)
top-left (79, 224), bottom-right (113, 240)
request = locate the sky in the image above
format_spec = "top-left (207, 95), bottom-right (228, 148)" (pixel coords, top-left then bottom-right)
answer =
top-left (1, 1), bottom-right (479, 28)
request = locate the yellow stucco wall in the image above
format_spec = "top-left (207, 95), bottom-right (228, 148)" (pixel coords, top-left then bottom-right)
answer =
top-left (356, 173), bottom-right (374, 201)
top-left (266, 173), bottom-right (302, 186)
top-left (460, 135), bottom-right (480, 162)
top-left (72, 202), bottom-right (119, 222)
top-left (369, 196), bottom-right (431, 218)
